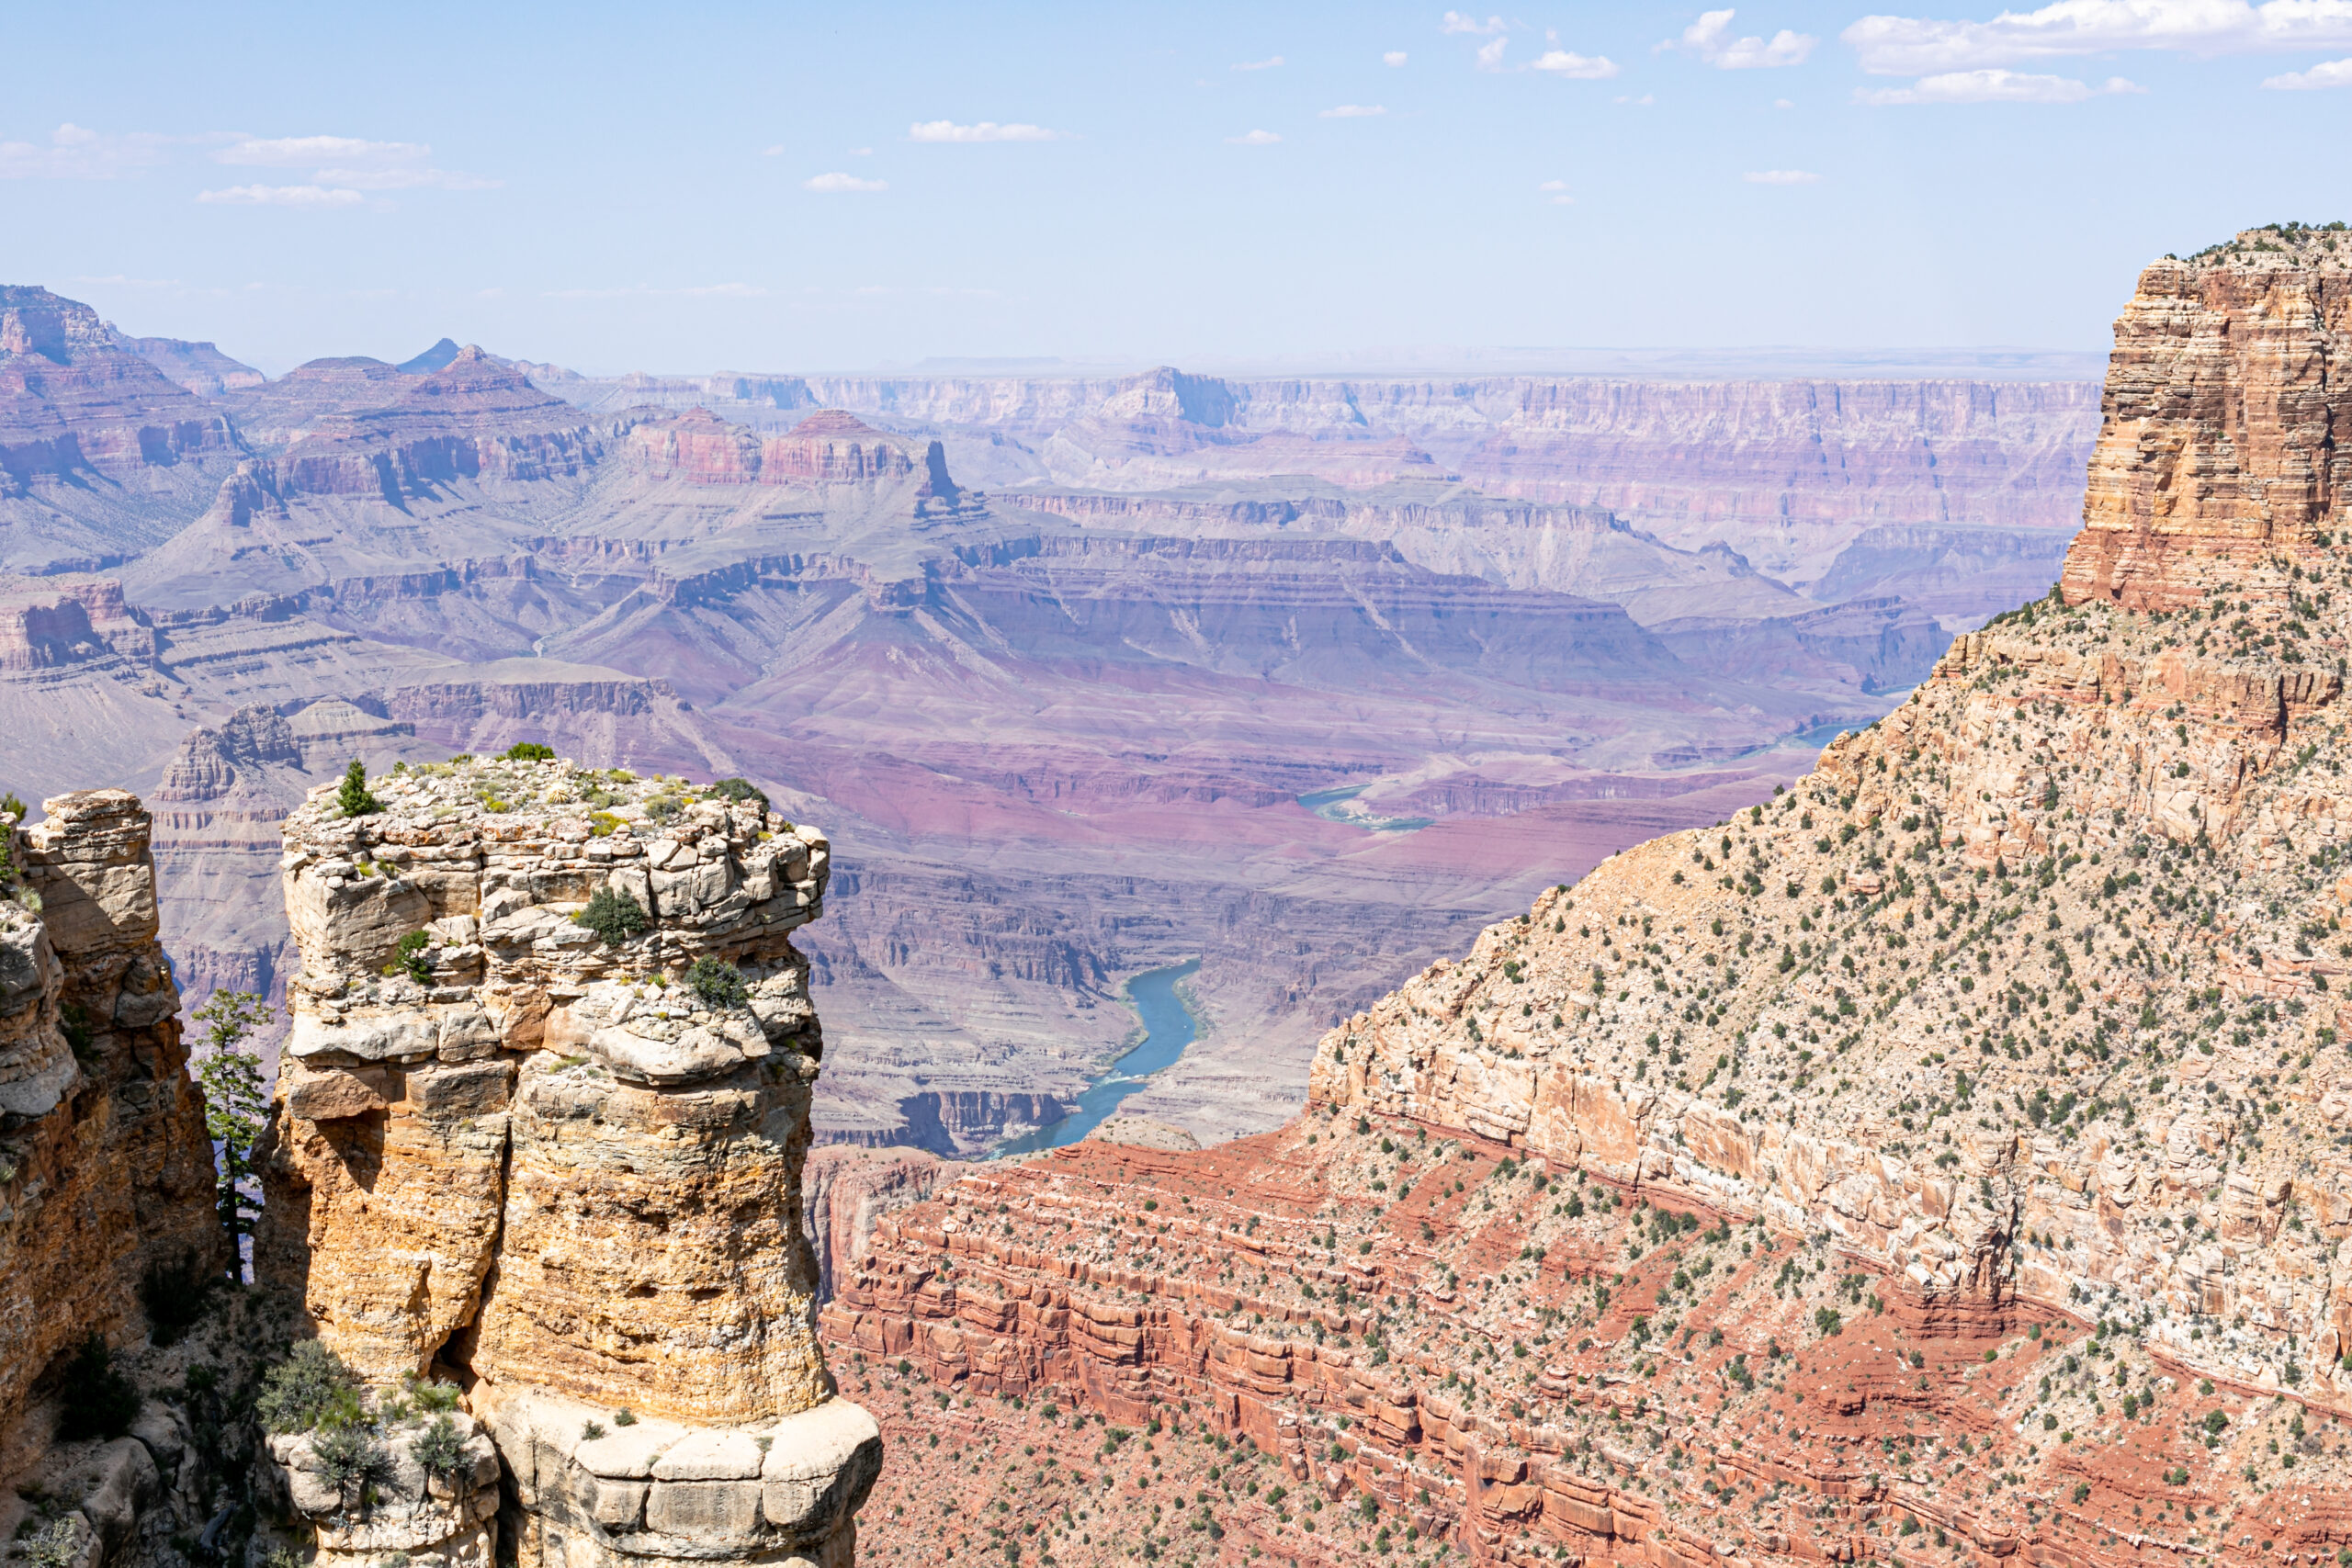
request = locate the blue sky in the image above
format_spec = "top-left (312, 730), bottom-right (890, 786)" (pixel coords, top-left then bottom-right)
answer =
top-left (6, 1), bottom-right (2349, 374)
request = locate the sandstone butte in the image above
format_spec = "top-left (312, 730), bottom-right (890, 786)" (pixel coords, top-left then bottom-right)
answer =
top-left (252, 761), bottom-right (882, 1568)
top-left (0, 763), bottom-right (884, 1568)
top-left (814, 225), bottom-right (2352, 1567)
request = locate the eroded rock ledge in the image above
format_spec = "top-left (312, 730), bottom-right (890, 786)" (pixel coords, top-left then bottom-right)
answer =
top-left (254, 758), bottom-right (878, 1568)
top-left (0, 791), bottom-right (221, 1562)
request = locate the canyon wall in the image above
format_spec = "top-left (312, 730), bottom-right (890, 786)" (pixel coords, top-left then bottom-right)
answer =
top-left (0, 790), bottom-right (221, 1427)
top-left (2063, 237), bottom-right (2352, 610)
top-left (820, 227), bottom-right (2352, 1566)
top-left (533, 362), bottom-right (2098, 585)
top-left (254, 759), bottom-right (879, 1568)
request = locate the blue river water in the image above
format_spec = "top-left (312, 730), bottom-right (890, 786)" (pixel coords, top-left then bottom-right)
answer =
top-left (990, 959), bottom-right (1200, 1157)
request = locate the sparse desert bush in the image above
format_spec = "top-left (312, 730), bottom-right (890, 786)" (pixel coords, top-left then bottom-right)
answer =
top-left (256, 1341), bottom-right (364, 1435)
top-left (574, 886), bottom-right (650, 945)
top-left (684, 955), bottom-right (749, 1009)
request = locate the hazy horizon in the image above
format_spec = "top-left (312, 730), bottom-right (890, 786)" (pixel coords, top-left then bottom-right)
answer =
top-left (11, 1), bottom-right (2352, 376)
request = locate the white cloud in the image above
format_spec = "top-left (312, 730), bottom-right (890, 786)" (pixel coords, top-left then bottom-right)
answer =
top-left (1671, 9), bottom-right (1818, 67)
top-left (763, 145), bottom-right (786, 156)
top-left (207, 133), bottom-right (494, 191)
top-left (1775, 96), bottom-right (1796, 106)
top-left (1532, 49), bottom-right (1622, 76)
top-left (1233, 55), bottom-right (1284, 70)
top-left (1318, 104), bottom-right (1388, 116)
top-left (2264, 54), bottom-right (2352, 85)
top-left (1855, 66), bottom-right (2143, 101)
top-left (850, 146), bottom-right (875, 155)
top-left (1227, 129), bottom-right (1283, 143)
top-left (1477, 37), bottom-right (1510, 68)
top-left (1614, 91), bottom-right (1659, 102)
top-left (1744, 168), bottom-right (1821, 183)
top-left (197, 184), bottom-right (367, 207)
top-left (1442, 11), bottom-right (1508, 34)
top-left (213, 135), bottom-right (429, 167)
top-left (1537, 178), bottom-right (1568, 189)
top-left (1843, 0), bottom-right (2352, 75)
top-left (0, 123), bottom-right (180, 179)
top-left (907, 119), bottom-right (1065, 142)
top-left (1385, 50), bottom-right (1410, 64)
top-left (804, 171), bottom-right (888, 191)
top-left (1538, 179), bottom-right (1575, 204)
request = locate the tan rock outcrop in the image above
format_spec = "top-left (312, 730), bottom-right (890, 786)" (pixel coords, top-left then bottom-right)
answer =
top-left (0, 788), bottom-right (222, 1429)
top-left (2062, 225), bottom-right (2350, 610)
top-left (256, 758), bottom-right (878, 1568)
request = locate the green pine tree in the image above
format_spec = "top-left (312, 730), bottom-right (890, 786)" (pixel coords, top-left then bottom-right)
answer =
top-left (337, 759), bottom-right (380, 818)
top-left (193, 990), bottom-right (274, 1280)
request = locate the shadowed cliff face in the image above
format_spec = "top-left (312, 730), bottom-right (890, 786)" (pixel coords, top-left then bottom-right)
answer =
top-left (0, 791), bottom-right (221, 1427)
top-left (818, 227), bottom-right (2352, 1565)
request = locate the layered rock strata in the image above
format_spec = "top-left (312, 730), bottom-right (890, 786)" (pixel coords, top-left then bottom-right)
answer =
top-left (0, 789), bottom-right (221, 1427)
top-left (822, 226), bottom-right (2352, 1564)
top-left (2063, 224), bottom-right (2349, 609)
top-left (255, 758), bottom-right (878, 1568)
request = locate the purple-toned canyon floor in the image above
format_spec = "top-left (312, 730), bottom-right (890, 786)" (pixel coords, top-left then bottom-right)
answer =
top-left (0, 283), bottom-right (2097, 1149)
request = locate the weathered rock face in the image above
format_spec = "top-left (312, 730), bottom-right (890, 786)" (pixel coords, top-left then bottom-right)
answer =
top-left (255, 759), bottom-right (878, 1568)
top-left (0, 790), bottom-right (222, 1428)
top-left (798, 1147), bottom-right (944, 1302)
top-left (0, 288), bottom-right (242, 490)
top-left (822, 228), bottom-right (2352, 1565)
top-left (2063, 226), bottom-right (2351, 610)
top-left (266, 1410), bottom-right (504, 1568)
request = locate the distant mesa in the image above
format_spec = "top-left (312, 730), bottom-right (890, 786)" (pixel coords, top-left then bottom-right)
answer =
top-left (115, 333), bottom-right (266, 396)
top-left (397, 335), bottom-right (465, 373)
top-left (790, 408), bottom-right (891, 438)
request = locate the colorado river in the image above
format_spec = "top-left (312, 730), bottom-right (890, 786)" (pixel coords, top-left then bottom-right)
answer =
top-left (991, 959), bottom-right (1200, 1156)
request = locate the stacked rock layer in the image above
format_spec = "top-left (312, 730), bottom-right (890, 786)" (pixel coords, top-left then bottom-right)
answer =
top-left (821, 226), bottom-right (2352, 1565)
top-left (0, 790), bottom-right (221, 1428)
top-left (255, 758), bottom-right (878, 1568)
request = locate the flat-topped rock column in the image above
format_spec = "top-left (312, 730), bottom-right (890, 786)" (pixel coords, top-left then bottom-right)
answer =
top-left (256, 757), bottom-right (878, 1568)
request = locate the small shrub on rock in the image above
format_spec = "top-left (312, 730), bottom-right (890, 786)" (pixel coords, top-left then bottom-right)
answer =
top-left (141, 1250), bottom-right (216, 1348)
top-left (23, 1520), bottom-right (83, 1568)
top-left (708, 777), bottom-right (769, 808)
top-left (390, 931), bottom-right (433, 985)
top-left (502, 742), bottom-right (555, 761)
top-left (574, 887), bottom-right (650, 946)
top-left (256, 1341), bottom-right (364, 1435)
top-left (410, 1415), bottom-right (466, 1482)
top-left (55, 1333), bottom-right (139, 1442)
top-left (684, 956), bottom-right (749, 1010)
top-left (413, 1382), bottom-right (460, 1416)
top-left (312, 1424), bottom-right (394, 1512)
